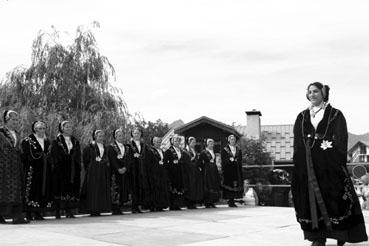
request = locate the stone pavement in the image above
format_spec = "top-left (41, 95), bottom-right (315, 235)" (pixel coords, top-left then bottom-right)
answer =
top-left (0, 206), bottom-right (368, 246)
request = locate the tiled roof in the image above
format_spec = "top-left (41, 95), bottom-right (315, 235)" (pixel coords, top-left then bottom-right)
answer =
top-left (261, 125), bottom-right (294, 161)
top-left (235, 124), bottom-right (294, 161)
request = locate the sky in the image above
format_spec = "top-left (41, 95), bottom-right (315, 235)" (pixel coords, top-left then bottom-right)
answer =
top-left (1, 0), bottom-right (369, 134)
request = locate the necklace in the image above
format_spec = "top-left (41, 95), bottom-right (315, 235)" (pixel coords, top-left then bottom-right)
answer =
top-left (310, 102), bottom-right (326, 118)
top-left (311, 107), bottom-right (323, 118)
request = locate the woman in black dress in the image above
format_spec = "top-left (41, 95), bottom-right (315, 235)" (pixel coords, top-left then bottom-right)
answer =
top-left (292, 82), bottom-right (367, 246)
top-left (164, 135), bottom-right (186, 210)
top-left (199, 138), bottom-right (221, 208)
top-left (82, 130), bottom-right (111, 216)
top-left (130, 127), bottom-right (150, 213)
top-left (21, 121), bottom-right (53, 220)
top-left (183, 137), bottom-right (203, 209)
top-left (50, 121), bottom-right (81, 219)
top-left (0, 110), bottom-right (28, 224)
top-left (221, 134), bottom-right (243, 207)
top-left (148, 136), bottom-right (170, 211)
top-left (107, 129), bottom-right (131, 215)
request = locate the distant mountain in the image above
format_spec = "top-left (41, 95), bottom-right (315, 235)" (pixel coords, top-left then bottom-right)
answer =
top-left (348, 132), bottom-right (369, 150)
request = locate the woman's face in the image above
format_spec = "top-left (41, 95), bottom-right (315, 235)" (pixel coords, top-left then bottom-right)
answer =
top-left (95, 131), bottom-right (105, 144)
top-left (229, 136), bottom-right (236, 146)
top-left (132, 129), bottom-right (141, 141)
top-left (34, 123), bottom-right (46, 137)
top-left (189, 139), bottom-right (196, 148)
top-left (307, 85), bottom-right (324, 106)
top-left (207, 140), bottom-right (214, 149)
top-left (243, 180), bottom-right (250, 190)
top-left (62, 122), bottom-right (73, 136)
top-left (6, 113), bottom-right (20, 130)
top-left (153, 137), bottom-right (162, 149)
top-left (173, 137), bottom-right (181, 148)
top-left (115, 131), bottom-right (124, 143)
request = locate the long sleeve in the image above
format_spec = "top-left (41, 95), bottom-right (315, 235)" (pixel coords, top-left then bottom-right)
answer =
top-left (237, 149), bottom-right (243, 180)
top-left (74, 140), bottom-right (82, 172)
top-left (82, 146), bottom-right (91, 172)
top-left (49, 140), bottom-right (61, 171)
top-left (124, 146), bottom-right (132, 172)
top-left (20, 139), bottom-right (30, 166)
top-left (293, 113), bottom-right (304, 163)
top-left (221, 148), bottom-right (227, 170)
top-left (198, 152), bottom-right (206, 170)
top-left (332, 110), bottom-right (348, 163)
top-left (163, 150), bottom-right (171, 169)
top-left (107, 146), bottom-right (119, 172)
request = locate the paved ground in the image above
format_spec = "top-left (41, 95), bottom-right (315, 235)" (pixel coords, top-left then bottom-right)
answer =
top-left (0, 206), bottom-right (368, 246)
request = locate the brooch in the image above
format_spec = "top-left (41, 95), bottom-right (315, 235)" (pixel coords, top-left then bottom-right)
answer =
top-left (320, 140), bottom-right (333, 150)
top-left (96, 156), bottom-right (102, 162)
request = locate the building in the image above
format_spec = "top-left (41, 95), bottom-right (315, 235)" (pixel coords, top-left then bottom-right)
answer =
top-left (348, 141), bottom-right (369, 163)
top-left (162, 116), bottom-right (242, 153)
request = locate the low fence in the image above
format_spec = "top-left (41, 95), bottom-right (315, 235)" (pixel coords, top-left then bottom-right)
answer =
top-left (242, 162), bottom-right (369, 207)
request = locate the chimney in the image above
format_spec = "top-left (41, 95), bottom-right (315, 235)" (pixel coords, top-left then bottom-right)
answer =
top-left (245, 109), bottom-right (262, 140)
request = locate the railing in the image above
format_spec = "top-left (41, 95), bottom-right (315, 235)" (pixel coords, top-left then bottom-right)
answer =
top-left (243, 162), bottom-right (369, 168)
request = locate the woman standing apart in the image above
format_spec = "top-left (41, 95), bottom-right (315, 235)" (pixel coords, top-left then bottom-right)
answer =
top-left (107, 129), bottom-right (131, 215)
top-left (292, 82), bottom-right (367, 246)
top-left (50, 121), bottom-right (81, 219)
top-left (0, 110), bottom-right (28, 224)
top-left (82, 130), bottom-right (111, 216)
top-left (164, 135), bottom-right (186, 210)
top-left (221, 135), bottom-right (243, 207)
top-left (199, 139), bottom-right (221, 208)
top-left (21, 121), bottom-right (53, 220)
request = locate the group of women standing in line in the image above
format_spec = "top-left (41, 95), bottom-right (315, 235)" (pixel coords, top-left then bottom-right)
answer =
top-left (0, 112), bottom-right (245, 224)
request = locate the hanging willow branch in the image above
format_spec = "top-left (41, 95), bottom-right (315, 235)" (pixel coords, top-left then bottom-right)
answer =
top-left (0, 23), bottom-right (129, 145)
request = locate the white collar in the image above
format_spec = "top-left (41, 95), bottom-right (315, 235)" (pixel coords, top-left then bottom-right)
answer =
top-left (35, 134), bottom-right (45, 140)
top-left (206, 148), bottom-right (214, 153)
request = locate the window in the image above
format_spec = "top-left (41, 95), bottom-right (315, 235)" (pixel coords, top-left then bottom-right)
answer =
top-left (360, 145), bottom-right (367, 154)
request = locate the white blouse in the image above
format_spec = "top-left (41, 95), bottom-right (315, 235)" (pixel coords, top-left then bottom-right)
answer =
top-left (310, 106), bottom-right (325, 130)
top-left (8, 129), bottom-right (17, 147)
top-left (35, 135), bottom-right (45, 151)
top-left (173, 146), bottom-right (182, 159)
top-left (97, 142), bottom-right (104, 157)
top-left (64, 136), bottom-right (73, 153)
top-left (116, 142), bottom-right (125, 156)
top-left (206, 148), bottom-right (215, 161)
top-left (156, 148), bottom-right (164, 160)
top-left (134, 140), bottom-right (141, 153)
top-left (229, 145), bottom-right (236, 156)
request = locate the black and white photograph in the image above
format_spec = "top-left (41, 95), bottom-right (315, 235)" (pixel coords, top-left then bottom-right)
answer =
top-left (0, 0), bottom-right (368, 245)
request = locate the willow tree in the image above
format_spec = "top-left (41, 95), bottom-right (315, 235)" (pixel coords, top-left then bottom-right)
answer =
top-left (0, 24), bottom-right (128, 145)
